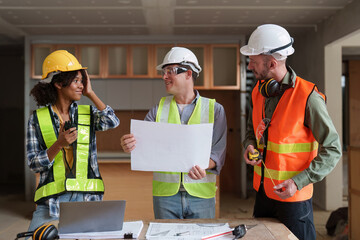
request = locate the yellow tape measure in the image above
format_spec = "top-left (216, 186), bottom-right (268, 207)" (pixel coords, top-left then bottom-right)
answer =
top-left (248, 149), bottom-right (262, 161)
top-left (248, 149), bottom-right (275, 187)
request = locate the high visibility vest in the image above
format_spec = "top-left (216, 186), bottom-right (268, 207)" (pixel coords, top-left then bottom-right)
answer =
top-left (252, 77), bottom-right (325, 202)
top-left (152, 96), bottom-right (217, 199)
top-left (34, 105), bottom-right (104, 203)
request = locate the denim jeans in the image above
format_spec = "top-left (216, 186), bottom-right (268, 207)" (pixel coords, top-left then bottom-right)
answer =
top-left (153, 191), bottom-right (215, 219)
top-left (26, 192), bottom-right (85, 239)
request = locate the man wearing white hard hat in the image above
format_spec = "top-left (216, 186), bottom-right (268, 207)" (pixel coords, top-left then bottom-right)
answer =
top-left (121, 47), bottom-right (227, 219)
top-left (241, 24), bottom-right (341, 240)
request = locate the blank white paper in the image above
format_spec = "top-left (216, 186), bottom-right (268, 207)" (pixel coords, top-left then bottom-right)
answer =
top-left (130, 119), bottom-right (213, 172)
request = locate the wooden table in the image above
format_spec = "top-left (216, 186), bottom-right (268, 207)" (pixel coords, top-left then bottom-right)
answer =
top-left (135, 218), bottom-right (298, 240)
top-left (55, 218), bottom-right (297, 240)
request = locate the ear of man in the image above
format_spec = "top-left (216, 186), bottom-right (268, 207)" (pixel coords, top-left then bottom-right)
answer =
top-left (185, 69), bottom-right (193, 81)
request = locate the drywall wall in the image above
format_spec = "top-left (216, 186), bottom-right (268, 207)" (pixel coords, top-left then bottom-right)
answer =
top-left (290, 0), bottom-right (360, 210)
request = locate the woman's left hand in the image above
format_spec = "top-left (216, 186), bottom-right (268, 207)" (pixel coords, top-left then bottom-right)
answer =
top-left (82, 70), bottom-right (94, 97)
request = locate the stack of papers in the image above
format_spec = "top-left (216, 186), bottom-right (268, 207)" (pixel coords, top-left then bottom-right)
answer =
top-left (145, 222), bottom-right (233, 240)
top-left (59, 221), bottom-right (143, 239)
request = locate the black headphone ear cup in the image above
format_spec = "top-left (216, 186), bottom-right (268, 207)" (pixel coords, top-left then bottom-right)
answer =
top-left (259, 79), bottom-right (281, 97)
top-left (33, 224), bottom-right (58, 240)
top-left (259, 80), bottom-right (268, 97)
top-left (42, 225), bottom-right (58, 240)
top-left (33, 225), bottom-right (45, 240)
top-left (266, 80), bottom-right (281, 97)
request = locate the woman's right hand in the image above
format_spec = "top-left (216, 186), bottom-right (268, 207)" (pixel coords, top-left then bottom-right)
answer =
top-left (120, 134), bottom-right (136, 153)
top-left (57, 125), bottom-right (78, 147)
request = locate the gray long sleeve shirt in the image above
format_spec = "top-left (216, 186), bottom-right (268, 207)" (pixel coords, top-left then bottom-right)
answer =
top-left (243, 69), bottom-right (342, 190)
top-left (144, 90), bottom-right (227, 174)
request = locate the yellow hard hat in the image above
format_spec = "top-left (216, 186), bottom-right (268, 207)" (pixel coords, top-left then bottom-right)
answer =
top-left (42, 50), bottom-right (87, 80)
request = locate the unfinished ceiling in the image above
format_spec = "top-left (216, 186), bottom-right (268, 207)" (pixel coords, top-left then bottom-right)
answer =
top-left (0, 0), bottom-right (354, 43)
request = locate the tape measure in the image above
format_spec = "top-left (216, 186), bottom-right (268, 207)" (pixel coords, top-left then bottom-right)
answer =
top-left (248, 149), bottom-right (262, 161)
top-left (248, 149), bottom-right (276, 187)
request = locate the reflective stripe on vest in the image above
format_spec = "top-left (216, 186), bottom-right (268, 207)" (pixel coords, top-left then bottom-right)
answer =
top-left (34, 105), bottom-right (104, 203)
top-left (153, 96), bottom-right (216, 199)
top-left (251, 77), bottom-right (324, 202)
top-left (257, 139), bottom-right (319, 153)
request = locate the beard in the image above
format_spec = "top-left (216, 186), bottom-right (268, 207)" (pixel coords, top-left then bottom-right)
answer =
top-left (253, 67), bottom-right (270, 81)
top-left (252, 58), bottom-right (271, 80)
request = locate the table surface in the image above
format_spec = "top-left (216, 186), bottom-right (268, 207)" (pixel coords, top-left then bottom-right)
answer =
top-left (56, 218), bottom-right (298, 240)
top-left (136, 218), bottom-right (298, 240)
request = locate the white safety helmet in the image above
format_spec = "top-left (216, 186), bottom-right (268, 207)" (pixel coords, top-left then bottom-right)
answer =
top-left (156, 47), bottom-right (202, 77)
top-left (240, 24), bottom-right (294, 60)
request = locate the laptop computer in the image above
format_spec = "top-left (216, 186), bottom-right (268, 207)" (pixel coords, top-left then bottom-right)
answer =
top-left (58, 200), bottom-right (126, 234)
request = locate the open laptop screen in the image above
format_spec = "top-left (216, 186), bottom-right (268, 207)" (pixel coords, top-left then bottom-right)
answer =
top-left (58, 200), bottom-right (126, 234)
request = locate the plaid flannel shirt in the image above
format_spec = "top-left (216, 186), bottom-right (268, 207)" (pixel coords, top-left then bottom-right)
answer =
top-left (26, 102), bottom-right (119, 217)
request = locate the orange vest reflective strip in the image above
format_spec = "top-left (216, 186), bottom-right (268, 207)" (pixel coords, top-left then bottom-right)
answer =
top-left (252, 76), bottom-right (324, 202)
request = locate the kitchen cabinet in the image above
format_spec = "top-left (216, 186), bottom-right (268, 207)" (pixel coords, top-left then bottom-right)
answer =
top-left (32, 43), bottom-right (240, 90)
top-left (211, 45), bottom-right (240, 89)
top-left (131, 45), bottom-right (151, 77)
top-left (107, 45), bottom-right (128, 77)
top-left (79, 45), bottom-right (102, 78)
top-left (179, 44), bottom-right (207, 89)
top-left (32, 45), bottom-right (52, 78)
top-left (153, 45), bottom-right (173, 78)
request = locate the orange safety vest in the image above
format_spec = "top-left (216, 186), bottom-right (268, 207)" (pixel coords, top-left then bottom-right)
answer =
top-left (252, 76), bottom-right (325, 202)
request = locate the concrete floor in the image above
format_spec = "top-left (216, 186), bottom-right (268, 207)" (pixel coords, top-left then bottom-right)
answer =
top-left (0, 191), bottom-right (339, 240)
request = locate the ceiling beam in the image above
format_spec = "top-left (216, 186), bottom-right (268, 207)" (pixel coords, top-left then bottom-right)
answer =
top-left (175, 6), bottom-right (344, 10)
top-left (0, 5), bottom-right (343, 11)
top-left (0, 6), bottom-right (143, 10)
top-left (0, 16), bottom-right (26, 41)
top-left (142, 0), bottom-right (175, 34)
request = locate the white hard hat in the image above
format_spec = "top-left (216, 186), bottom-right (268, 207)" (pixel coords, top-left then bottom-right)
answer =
top-left (240, 24), bottom-right (294, 60)
top-left (156, 47), bottom-right (202, 76)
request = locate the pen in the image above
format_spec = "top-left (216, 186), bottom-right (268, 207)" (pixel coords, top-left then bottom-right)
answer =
top-left (174, 231), bottom-right (190, 236)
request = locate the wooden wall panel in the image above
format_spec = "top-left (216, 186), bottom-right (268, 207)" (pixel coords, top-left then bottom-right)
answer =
top-left (96, 110), bottom-right (147, 152)
top-left (349, 60), bottom-right (360, 147)
top-left (348, 60), bottom-right (360, 240)
top-left (350, 193), bottom-right (360, 239)
top-left (348, 147), bottom-right (360, 240)
top-left (99, 162), bottom-right (154, 220)
top-left (199, 90), bottom-right (241, 194)
top-left (349, 147), bottom-right (360, 192)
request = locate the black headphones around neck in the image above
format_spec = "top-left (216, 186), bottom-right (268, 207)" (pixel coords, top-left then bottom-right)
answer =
top-left (258, 78), bottom-right (282, 98)
top-left (16, 224), bottom-right (58, 240)
top-left (258, 77), bottom-right (293, 98)
top-left (258, 66), bottom-right (296, 98)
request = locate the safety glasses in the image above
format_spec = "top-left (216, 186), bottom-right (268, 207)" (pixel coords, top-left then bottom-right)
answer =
top-left (161, 66), bottom-right (189, 76)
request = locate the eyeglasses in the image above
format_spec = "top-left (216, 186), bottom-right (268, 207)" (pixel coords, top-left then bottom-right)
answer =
top-left (161, 66), bottom-right (189, 76)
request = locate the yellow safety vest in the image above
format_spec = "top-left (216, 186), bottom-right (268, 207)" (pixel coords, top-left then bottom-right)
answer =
top-left (34, 105), bottom-right (104, 203)
top-left (153, 96), bottom-right (217, 199)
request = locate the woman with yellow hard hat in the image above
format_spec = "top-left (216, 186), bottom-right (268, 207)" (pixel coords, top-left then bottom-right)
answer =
top-left (26, 50), bottom-right (120, 236)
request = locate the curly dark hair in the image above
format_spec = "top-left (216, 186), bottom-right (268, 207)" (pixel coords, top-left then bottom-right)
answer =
top-left (30, 69), bottom-right (87, 106)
